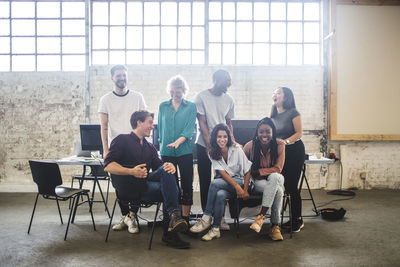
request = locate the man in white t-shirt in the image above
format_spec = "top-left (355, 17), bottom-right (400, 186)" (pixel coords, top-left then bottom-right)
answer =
top-left (98, 65), bottom-right (146, 158)
top-left (194, 69), bottom-right (235, 214)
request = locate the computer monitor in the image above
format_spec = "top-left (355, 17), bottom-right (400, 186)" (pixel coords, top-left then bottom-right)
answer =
top-left (231, 120), bottom-right (259, 146)
top-left (80, 124), bottom-right (103, 157)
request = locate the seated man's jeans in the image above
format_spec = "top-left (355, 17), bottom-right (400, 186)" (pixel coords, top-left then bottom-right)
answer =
top-left (204, 177), bottom-right (244, 228)
top-left (117, 165), bottom-right (180, 233)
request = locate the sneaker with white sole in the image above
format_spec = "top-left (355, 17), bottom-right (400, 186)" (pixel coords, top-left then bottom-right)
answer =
top-left (112, 215), bottom-right (127, 231)
top-left (220, 217), bottom-right (230, 231)
top-left (124, 214), bottom-right (139, 234)
top-left (201, 228), bottom-right (221, 241)
top-left (190, 218), bottom-right (211, 233)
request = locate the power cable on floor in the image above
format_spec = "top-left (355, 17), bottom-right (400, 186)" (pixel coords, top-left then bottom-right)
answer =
top-left (314, 159), bottom-right (356, 212)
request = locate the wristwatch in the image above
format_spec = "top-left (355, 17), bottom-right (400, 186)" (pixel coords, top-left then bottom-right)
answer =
top-left (285, 139), bottom-right (290, 145)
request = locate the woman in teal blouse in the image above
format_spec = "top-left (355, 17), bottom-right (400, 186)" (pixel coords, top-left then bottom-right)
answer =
top-left (158, 75), bottom-right (197, 223)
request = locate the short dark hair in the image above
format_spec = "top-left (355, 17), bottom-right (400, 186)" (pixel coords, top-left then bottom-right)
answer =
top-left (130, 110), bottom-right (154, 129)
top-left (212, 69), bottom-right (229, 84)
top-left (209, 123), bottom-right (233, 160)
top-left (110, 65), bottom-right (127, 77)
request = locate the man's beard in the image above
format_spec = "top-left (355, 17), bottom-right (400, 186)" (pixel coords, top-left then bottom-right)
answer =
top-left (115, 80), bottom-right (126, 89)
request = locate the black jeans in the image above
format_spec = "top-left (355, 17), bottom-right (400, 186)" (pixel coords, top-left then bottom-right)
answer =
top-left (282, 140), bottom-right (305, 219)
top-left (161, 154), bottom-right (194, 206)
top-left (196, 144), bottom-right (212, 211)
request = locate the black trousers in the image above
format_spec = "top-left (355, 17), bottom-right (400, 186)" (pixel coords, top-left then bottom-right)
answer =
top-left (282, 140), bottom-right (305, 219)
top-left (196, 144), bottom-right (212, 211)
top-left (161, 154), bottom-right (194, 206)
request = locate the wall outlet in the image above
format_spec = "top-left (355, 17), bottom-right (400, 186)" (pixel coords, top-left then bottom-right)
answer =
top-left (360, 172), bottom-right (367, 180)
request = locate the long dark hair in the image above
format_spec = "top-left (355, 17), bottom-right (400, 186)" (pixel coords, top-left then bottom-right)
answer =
top-left (209, 123), bottom-right (232, 160)
top-left (270, 87), bottom-right (296, 118)
top-left (251, 117), bottom-right (278, 169)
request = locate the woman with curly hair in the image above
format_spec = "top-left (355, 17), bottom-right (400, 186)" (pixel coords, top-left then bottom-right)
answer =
top-left (190, 123), bottom-right (252, 241)
top-left (243, 117), bottom-right (285, 241)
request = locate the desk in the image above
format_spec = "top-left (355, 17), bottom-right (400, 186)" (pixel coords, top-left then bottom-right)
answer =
top-left (58, 156), bottom-right (110, 217)
top-left (300, 156), bottom-right (336, 216)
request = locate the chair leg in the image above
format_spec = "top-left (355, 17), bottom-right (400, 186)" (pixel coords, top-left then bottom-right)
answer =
top-left (86, 193), bottom-right (96, 231)
top-left (288, 195), bottom-right (293, 239)
top-left (105, 177), bottom-right (110, 206)
top-left (79, 179), bottom-right (85, 202)
top-left (69, 176), bottom-right (75, 209)
top-left (281, 195), bottom-right (287, 226)
top-left (148, 202), bottom-right (161, 250)
top-left (96, 178), bottom-right (111, 218)
top-left (56, 197), bottom-right (63, 224)
top-left (71, 192), bottom-right (80, 224)
top-left (27, 193), bottom-right (39, 234)
top-left (105, 198), bottom-right (118, 242)
top-left (236, 199), bottom-right (240, 238)
top-left (64, 196), bottom-right (77, 241)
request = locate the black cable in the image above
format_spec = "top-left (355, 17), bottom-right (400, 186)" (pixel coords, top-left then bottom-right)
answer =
top-left (312, 159), bottom-right (356, 212)
top-left (327, 159), bottom-right (356, 196)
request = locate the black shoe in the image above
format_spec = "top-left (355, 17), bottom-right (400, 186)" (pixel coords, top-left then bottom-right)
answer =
top-left (168, 210), bottom-right (188, 233)
top-left (162, 232), bottom-right (191, 249)
top-left (292, 219), bottom-right (304, 232)
top-left (282, 220), bottom-right (292, 229)
top-left (283, 219), bottom-right (304, 232)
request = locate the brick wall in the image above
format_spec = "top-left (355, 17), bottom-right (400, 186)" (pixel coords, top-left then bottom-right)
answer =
top-left (0, 66), bottom-right (399, 191)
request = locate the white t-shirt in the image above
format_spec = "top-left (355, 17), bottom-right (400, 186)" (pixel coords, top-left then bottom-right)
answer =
top-left (194, 89), bottom-right (235, 147)
top-left (98, 90), bottom-right (146, 146)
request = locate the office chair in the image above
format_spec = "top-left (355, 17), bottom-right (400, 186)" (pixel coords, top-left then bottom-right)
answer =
top-left (28, 160), bottom-right (96, 240)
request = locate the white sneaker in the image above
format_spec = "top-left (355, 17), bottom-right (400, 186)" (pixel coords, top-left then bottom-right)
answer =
top-left (220, 217), bottom-right (230, 231)
top-left (124, 214), bottom-right (139, 234)
top-left (201, 228), bottom-right (221, 241)
top-left (112, 216), bottom-right (127, 231)
top-left (190, 218), bottom-right (211, 233)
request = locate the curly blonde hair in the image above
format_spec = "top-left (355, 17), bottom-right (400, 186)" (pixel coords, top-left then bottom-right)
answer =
top-left (166, 75), bottom-right (189, 95)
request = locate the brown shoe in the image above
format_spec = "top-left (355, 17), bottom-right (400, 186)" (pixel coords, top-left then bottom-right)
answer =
top-left (250, 214), bottom-right (265, 233)
top-left (269, 225), bottom-right (283, 241)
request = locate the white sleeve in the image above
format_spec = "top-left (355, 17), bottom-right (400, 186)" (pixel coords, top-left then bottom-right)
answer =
top-left (98, 95), bottom-right (108, 114)
top-left (226, 97), bottom-right (235, 120)
top-left (139, 93), bottom-right (147, 110)
top-left (194, 93), bottom-right (205, 115)
top-left (239, 147), bottom-right (252, 175)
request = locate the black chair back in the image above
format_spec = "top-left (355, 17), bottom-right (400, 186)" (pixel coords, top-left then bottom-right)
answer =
top-left (110, 174), bottom-right (147, 203)
top-left (89, 165), bottom-right (108, 177)
top-left (231, 120), bottom-right (259, 146)
top-left (29, 160), bottom-right (62, 196)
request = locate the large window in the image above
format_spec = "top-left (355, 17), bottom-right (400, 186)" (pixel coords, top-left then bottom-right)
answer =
top-left (91, 0), bottom-right (205, 65)
top-left (0, 0), bottom-right (86, 71)
top-left (208, 1), bottom-right (321, 65)
top-left (0, 0), bottom-right (322, 71)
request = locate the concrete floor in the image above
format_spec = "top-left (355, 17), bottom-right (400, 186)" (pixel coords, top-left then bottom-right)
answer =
top-left (1, 189), bottom-right (399, 267)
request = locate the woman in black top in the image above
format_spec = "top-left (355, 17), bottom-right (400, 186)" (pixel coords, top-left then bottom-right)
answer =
top-left (270, 87), bottom-right (305, 232)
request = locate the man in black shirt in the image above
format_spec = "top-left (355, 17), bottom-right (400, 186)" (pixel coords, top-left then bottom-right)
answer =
top-left (104, 110), bottom-right (190, 249)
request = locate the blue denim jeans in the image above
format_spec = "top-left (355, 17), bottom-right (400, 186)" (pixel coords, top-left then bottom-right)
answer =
top-left (120, 165), bottom-right (180, 233)
top-left (253, 173), bottom-right (284, 225)
top-left (204, 177), bottom-right (244, 228)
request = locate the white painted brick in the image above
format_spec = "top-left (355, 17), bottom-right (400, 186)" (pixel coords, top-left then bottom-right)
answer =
top-left (0, 66), bottom-right (399, 191)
